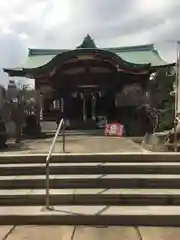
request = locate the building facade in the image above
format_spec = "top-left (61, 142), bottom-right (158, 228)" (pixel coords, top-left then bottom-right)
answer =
top-left (3, 35), bottom-right (174, 135)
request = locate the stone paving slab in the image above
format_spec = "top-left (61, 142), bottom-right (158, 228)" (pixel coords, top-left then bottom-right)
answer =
top-left (73, 226), bottom-right (140, 240)
top-left (6, 226), bottom-right (74, 240)
top-left (139, 227), bottom-right (180, 240)
top-left (0, 226), bottom-right (13, 239)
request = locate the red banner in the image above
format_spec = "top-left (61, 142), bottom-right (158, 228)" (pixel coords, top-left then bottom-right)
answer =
top-left (104, 123), bottom-right (124, 137)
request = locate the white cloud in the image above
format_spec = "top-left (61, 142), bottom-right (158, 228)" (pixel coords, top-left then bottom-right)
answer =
top-left (138, 0), bottom-right (170, 14)
top-left (0, 0), bottom-right (180, 86)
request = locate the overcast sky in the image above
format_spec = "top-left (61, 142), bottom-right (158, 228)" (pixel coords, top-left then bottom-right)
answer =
top-left (0, 0), bottom-right (180, 86)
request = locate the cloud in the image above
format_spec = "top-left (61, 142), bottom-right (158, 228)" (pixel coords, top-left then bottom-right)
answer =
top-left (0, 0), bottom-right (180, 86)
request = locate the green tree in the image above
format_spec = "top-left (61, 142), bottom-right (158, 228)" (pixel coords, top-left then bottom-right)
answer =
top-left (150, 67), bottom-right (175, 130)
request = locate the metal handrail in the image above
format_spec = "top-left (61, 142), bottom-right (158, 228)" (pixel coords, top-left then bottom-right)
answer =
top-left (45, 118), bottom-right (65, 209)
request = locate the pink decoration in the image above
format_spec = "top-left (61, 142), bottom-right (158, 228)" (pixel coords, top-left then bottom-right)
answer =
top-left (104, 123), bottom-right (124, 137)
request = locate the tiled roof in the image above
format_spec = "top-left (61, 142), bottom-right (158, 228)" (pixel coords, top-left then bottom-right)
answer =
top-left (25, 44), bottom-right (171, 68)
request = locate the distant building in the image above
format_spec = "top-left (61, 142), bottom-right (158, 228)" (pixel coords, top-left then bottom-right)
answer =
top-left (6, 80), bottom-right (19, 101)
top-left (0, 85), bottom-right (6, 110)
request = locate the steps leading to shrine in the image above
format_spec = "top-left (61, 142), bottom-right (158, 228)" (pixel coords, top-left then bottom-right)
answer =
top-left (2, 174), bottom-right (180, 189)
top-left (0, 153), bottom-right (180, 225)
top-left (1, 152), bottom-right (180, 164)
top-left (1, 205), bottom-right (180, 226)
top-left (0, 188), bottom-right (180, 206)
top-left (1, 162), bottom-right (180, 175)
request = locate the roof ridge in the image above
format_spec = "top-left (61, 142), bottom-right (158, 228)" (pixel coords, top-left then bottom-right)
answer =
top-left (28, 48), bottom-right (70, 56)
top-left (105, 44), bottom-right (154, 52)
top-left (28, 44), bottom-right (155, 56)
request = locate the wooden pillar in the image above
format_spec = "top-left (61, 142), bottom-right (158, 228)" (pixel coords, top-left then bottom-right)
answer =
top-left (91, 94), bottom-right (96, 120)
top-left (35, 91), bottom-right (41, 121)
top-left (35, 80), bottom-right (44, 121)
top-left (60, 97), bottom-right (64, 115)
top-left (82, 94), bottom-right (86, 121)
top-left (39, 93), bottom-right (43, 121)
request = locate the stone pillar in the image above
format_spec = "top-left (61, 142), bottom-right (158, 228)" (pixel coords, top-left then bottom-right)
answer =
top-left (82, 94), bottom-right (86, 121)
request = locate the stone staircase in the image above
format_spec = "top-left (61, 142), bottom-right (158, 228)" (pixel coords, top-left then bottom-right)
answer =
top-left (1, 153), bottom-right (180, 225)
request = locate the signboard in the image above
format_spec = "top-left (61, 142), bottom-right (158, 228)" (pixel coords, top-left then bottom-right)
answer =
top-left (104, 123), bottom-right (124, 137)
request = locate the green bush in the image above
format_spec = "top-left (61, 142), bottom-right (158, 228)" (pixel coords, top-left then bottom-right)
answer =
top-left (158, 109), bottom-right (174, 131)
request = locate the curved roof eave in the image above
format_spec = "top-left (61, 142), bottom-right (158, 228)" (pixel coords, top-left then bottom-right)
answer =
top-left (152, 49), bottom-right (175, 67)
top-left (4, 48), bottom-right (151, 78)
top-left (32, 48), bottom-right (151, 71)
top-left (151, 62), bottom-right (175, 69)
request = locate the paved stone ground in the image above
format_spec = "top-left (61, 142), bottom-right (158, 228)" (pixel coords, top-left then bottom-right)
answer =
top-left (1, 226), bottom-right (180, 239)
top-left (2, 135), bottom-right (148, 154)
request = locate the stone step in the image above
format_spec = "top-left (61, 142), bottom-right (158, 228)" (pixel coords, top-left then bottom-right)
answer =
top-left (1, 174), bottom-right (180, 189)
top-left (1, 188), bottom-right (180, 206)
top-left (1, 162), bottom-right (180, 175)
top-left (1, 205), bottom-right (180, 226)
top-left (1, 153), bottom-right (180, 164)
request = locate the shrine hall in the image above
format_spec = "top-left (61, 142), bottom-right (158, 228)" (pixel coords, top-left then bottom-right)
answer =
top-left (3, 35), bottom-right (174, 135)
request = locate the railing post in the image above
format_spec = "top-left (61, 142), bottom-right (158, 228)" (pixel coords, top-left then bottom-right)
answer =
top-left (44, 118), bottom-right (65, 211)
top-left (45, 160), bottom-right (50, 209)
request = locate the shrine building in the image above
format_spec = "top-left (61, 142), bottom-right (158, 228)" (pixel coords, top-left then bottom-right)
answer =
top-left (3, 35), bottom-right (174, 135)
